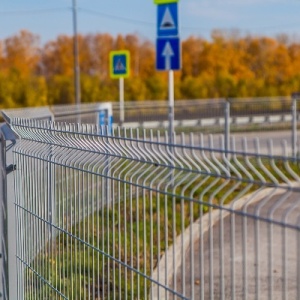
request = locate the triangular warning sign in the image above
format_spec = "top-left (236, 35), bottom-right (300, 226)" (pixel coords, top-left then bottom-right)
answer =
top-left (115, 59), bottom-right (126, 71)
top-left (160, 7), bottom-right (175, 30)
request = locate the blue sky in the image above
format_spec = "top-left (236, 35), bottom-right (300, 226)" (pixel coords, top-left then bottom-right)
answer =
top-left (1, 0), bottom-right (300, 44)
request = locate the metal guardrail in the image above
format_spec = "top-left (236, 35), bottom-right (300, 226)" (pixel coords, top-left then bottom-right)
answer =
top-left (2, 117), bottom-right (299, 299)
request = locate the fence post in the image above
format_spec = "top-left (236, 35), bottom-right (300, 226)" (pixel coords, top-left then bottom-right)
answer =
top-left (0, 124), bottom-right (17, 300)
top-left (224, 99), bottom-right (230, 156)
top-left (291, 94), bottom-right (298, 160)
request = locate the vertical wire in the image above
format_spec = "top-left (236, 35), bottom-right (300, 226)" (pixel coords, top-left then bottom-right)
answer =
top-left (149, 131), bottom-right (154, 299)
top-left (242, 139), bottom-right (248, 300)
top-left (42, 148), bottom-right (47, 300)
top-left (92, 156), bottom-right (96, 300)
top-left (101, 133), bottom-right (107, 299)
top-left (172, 187), bottom-right (176, 300)
top-left (282, 224), bottom-right (287, 300)
top-left (73, 129), bottom-right (78, 298)
top-left (136, 132), bottom-right (141, 300)
top-left (69, 150), bottom-right (73, 300)
top-left (180, 168), bottom-right (185, 297)
top-left (36, 151), bottom-right (46, 297)
top-left (73, 141), bottom-right (78, 300)
top-left (117, 136), bottom-right (122, 300)
top-left (14, 150), bottom-right (19, 298)
top-left (129, 135), bottom-right (134, 300)
top-left (110, 126), bottom-right (117, 300)
top-left (101, 147), bottom-right (106, 300)
top-left (15, 150), bottom-right (22, 299)
top-left (51, 149), bottom-right (56, 300)
top-left (24, 152), bottom-right (31, 298)
top-left (269, 205), bottom-right (273, 300)
top-left (209, 136), bottom-right (215, 300)
top-left (134, 169), bottom-right (140, 299)
top-left (124, 133), bottom-right (128, 300)
top-left (254, 195), bottom-right (260, 298)
top-left (106, 130), bottom-right (112, 300)
top-left (230, 173), bottom-right (236, 299)
top-left (82, 152), bottom-right (87, 300)
top-left (156, 190), bottom-right (161, 300)
top-left (57, 158), bottom-right (62, 299)
top-left (96, 137), bottom-right (101, 300)
top-left (298, 216), bottom-right (300, 300)
top-left (164, 192), bottom-right (168, 300)
top-left (87, 156), bottom-right (92, 300)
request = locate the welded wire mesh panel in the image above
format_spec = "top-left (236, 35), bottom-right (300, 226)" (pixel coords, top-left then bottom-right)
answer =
top-left (229, 97), bottom-right (293, 133)
top-left (113, 97), bottom-right (296, 133)
top-left (11, 118), bottom-right (300, 299)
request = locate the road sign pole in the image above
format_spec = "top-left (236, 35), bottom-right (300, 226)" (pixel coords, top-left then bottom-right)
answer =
top-left (155, 1), bottom-right (180, 141)
top-left (119, 77), bottom-right (125, 126)
top-left (168, 70), bottom-right (174, 144)
top-left (109, 50), bottom-right (130, 126)
top-left (292, 95), bottom-right (298, 160)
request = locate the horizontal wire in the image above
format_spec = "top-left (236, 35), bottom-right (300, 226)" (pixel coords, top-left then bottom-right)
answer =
top-left (15, 256), bottom-right (68, 299)
top-left (79, 8), bottom-right (153, 27)
top-left (0, 6), bottom-right (299, 33)
top-left (15, 203), bottom-right (190, 300)
top-left (0, 7), bottom-right (70, 15)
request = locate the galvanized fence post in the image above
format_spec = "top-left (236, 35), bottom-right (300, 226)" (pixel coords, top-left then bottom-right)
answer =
top-left (224, 99), bottom-right (230, 156)
top-left (291, 94), bottom-right (298, 160)
top-left (0, 124), bottom-right (17, 300)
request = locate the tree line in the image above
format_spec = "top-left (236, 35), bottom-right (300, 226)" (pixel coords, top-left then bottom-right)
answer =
top-left (1, 29), bottom-right (300, 109)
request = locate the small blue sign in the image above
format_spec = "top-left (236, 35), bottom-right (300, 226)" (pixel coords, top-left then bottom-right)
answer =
top-left (112, 54), bottom-right (127, 76)
top-left (157, 3), bottom-right (178, 37)
top-left (156, 37), bottom-right (181, 70)
top-left (99, 109), bottom-right (113, 135)
top-left (110, 50), bottom-right (130, 78)
top-left (99, 110), bottom-right (106, 126)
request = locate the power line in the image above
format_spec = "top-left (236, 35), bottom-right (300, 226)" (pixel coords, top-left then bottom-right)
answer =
top-left (0, 6), bottom-right (300, 34)
top-left (0, 7), bottom-right (70, 15)
top-left (79, 8), bottom-right (153, 27)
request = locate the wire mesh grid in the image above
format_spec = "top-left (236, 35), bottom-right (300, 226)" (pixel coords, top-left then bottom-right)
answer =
top-left (10, 118), bottom-right (300, 299)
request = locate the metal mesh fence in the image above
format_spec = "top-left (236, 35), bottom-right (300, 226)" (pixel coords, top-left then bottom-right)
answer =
top-left (108, 96), bottom-right (300, 136)
top-left (10, 118), bottom-right (300, 299)
top-left (1, 97), bottom-right (299, 135)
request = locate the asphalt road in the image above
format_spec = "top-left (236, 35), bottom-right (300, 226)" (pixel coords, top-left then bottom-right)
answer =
top-left (173, 189), bottom-right (300, 300)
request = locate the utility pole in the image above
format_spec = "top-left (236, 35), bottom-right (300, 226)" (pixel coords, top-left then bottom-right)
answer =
top-left (72, 0), bottom-right (81, 105)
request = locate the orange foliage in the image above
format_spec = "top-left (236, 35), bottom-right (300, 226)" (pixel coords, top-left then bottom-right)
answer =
top-left (1, 30), bottom-right (300, 108)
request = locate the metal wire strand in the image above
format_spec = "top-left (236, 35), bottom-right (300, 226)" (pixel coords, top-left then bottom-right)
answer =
top-left (10, 118), bottom-right (300, 300)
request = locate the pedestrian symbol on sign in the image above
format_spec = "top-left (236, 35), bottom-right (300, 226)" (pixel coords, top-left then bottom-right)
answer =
top-left (115, 59), bottom-right (126, 72)
top-left (157, 3), bottom-right (178, 37)
top-left (160, 7), bottom-right (176, 30)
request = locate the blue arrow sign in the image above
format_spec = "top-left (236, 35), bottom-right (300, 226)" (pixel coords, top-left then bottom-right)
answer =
top-left (157, 3), bottom-right (178, 37)
top-left (156, 37), bottom-right (180, 70)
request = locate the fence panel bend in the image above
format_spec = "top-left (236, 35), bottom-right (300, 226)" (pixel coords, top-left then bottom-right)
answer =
top-left (9, 118), bottom-right (300, 300)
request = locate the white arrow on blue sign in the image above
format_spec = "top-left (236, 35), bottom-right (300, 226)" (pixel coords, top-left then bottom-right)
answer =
top-left (156, 37), bottom-right (180, 70)
top-left (157, 3), bottom-right (178, 37)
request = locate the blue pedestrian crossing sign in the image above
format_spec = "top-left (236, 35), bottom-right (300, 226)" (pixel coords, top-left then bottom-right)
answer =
top-left (109, 50), bottom-right (130, 79)
top-left (157, 3), bottom-right (178, 37)
top-left (156, 37), bottom-right (180, 70)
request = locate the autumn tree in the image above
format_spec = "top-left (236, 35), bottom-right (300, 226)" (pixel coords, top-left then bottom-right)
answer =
top-left (0, 30), bottom-right (48, 108)
top-left (2, 29), bottom-right (300, 108)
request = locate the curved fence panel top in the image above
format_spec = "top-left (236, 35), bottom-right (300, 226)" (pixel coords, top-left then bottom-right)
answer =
top-left (10, 117), bottom-right (300, 299)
